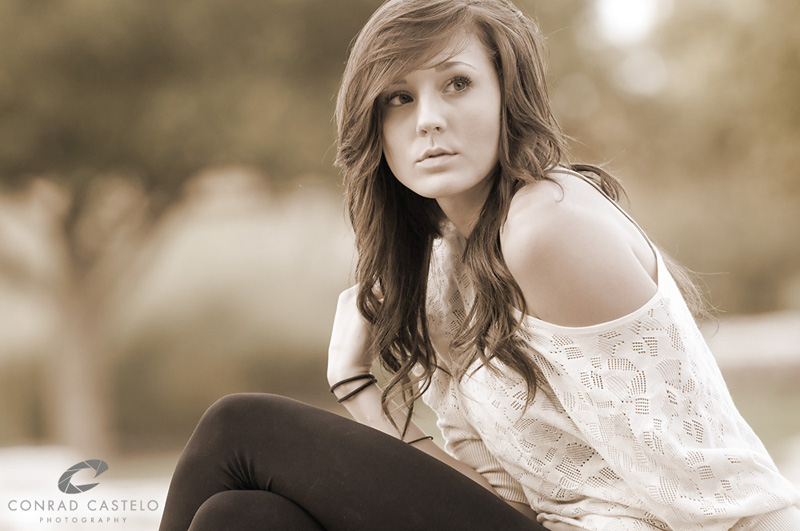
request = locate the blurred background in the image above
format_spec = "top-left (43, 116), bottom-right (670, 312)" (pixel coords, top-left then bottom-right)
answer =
top-left (0, 0), bottom-right (798, 528)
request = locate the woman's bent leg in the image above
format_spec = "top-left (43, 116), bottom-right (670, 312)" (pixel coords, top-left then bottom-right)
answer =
top-left (159, 393), bottom-right (542, 531)
top-left (188, 490), bottom-right (324, 531)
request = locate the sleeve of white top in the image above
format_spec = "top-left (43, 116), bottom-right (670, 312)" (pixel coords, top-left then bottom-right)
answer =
top-left (423, 371), bottom-right (528, 505)
top-left (527, 297), bottom-right (800, 530)
top-left (445, 431), bottom-right (528, 504)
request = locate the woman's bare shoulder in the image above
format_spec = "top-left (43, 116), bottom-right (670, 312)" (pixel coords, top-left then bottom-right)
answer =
top-left (500, 176), bottom-right (657, 327)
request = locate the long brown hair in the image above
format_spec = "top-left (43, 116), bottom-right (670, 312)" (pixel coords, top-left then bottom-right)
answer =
top-left (335, 0), bottom-right (699, 434)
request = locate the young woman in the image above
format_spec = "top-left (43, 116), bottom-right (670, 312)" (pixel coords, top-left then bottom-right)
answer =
top-left (159, 1), bottom-right (800, 529)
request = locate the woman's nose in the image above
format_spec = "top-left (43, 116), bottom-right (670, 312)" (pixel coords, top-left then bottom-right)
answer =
top-left (415, 95), bottom-right (447, 136)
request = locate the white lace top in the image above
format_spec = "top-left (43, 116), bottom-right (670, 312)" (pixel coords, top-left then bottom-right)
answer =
top-left (421, 202), bottom-right (800, 530)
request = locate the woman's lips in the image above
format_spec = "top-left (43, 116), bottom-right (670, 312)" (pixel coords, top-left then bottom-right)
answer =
top-left (416, 153), bottom-right (456, 168)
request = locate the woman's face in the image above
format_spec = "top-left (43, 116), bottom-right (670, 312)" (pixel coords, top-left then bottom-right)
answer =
top-left (380, 33), bottom-right (502, 210)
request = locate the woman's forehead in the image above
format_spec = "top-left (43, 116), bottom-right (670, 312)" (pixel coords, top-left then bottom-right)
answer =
top-left (420, 32), bottom-right (473, 68)
top-left (387, 32), bottom-right (478, 83)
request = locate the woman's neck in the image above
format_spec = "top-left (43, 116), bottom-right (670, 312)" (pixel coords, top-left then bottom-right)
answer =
top-left (435, 178), bottom-right (493, 238)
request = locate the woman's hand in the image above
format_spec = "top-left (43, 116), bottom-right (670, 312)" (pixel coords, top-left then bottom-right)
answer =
top-left (540, 523), bottom-right (584, 531)
top-left (327, 285), bottom-right (375, 384)
top-left (537, 514), bottom-right (585, 531)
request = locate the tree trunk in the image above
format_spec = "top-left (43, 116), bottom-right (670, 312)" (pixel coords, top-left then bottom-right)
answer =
top-left (42, 288), bottom-right (113, 456)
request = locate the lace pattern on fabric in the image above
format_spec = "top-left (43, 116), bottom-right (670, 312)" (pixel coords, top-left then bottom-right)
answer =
top-left (422, 220), bottom-right (800, 531)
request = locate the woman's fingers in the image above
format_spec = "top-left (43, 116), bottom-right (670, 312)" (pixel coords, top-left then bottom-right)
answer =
top-left (541, 521), bottom-right (585, 531)
top-left (537, 513), bottom-right (585, 531)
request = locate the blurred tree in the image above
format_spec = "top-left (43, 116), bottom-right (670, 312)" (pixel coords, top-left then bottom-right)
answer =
top-left (524, 0), bottom-right (800, 313)
top-left (648, 0), bottom-right (800, 312)
top-left (0, 0), bottom-right (378, 194)
top-left (0, 0), bottom-right (377, 452)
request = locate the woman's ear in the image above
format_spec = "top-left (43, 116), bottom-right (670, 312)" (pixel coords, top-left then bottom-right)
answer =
top-left (372, 281), bottom-right (385, 303)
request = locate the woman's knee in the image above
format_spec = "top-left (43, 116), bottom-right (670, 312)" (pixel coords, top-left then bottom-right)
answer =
top-left (192, 393), bottom-right (298, 444)
top-left (189, 491), bottom-right (244, 530)
top-left (189, 490), bottom-right (323, 531)
top-left (201, 393), bottom-right (293, 427)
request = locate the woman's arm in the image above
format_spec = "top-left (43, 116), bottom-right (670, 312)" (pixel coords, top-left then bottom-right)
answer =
top-left (327, 286), bottom-right (538, 521)
top-left (501, 180), bottom-right (657, 328)
top-left (500, 180), bottom-right (799, 528)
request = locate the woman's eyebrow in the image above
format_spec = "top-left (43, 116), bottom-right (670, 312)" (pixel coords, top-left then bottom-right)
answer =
top-left (388, 60), bottom-right (477, 86)
top-left (434, 60), bottom-right (477, 72)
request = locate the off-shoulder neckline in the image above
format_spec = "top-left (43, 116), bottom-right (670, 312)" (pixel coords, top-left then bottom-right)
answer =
top-left (510, 245), bottom-right (666, 335)
top-left (436, 167), bottom-right (667, 335)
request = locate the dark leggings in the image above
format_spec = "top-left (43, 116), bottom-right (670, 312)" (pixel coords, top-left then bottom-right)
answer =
top-left (159, 393), bottom-right (543, 531)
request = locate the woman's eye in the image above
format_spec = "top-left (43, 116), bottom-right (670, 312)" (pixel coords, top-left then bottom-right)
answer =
top-left (448, 76), bottom-right (472, 92)
top-left (384, 92), bottom-right (413, 107)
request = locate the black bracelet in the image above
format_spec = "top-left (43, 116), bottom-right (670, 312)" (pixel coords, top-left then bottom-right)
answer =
top-left (336, 379), bottom-right (376, 403)
top-left (329, 373), bottom-right (376, 394)
top-left (407, 435), bottom-right (434, 445)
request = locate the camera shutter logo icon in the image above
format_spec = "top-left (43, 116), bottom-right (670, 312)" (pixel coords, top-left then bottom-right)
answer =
top-left (57, 460), bottom-right (109, 494)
